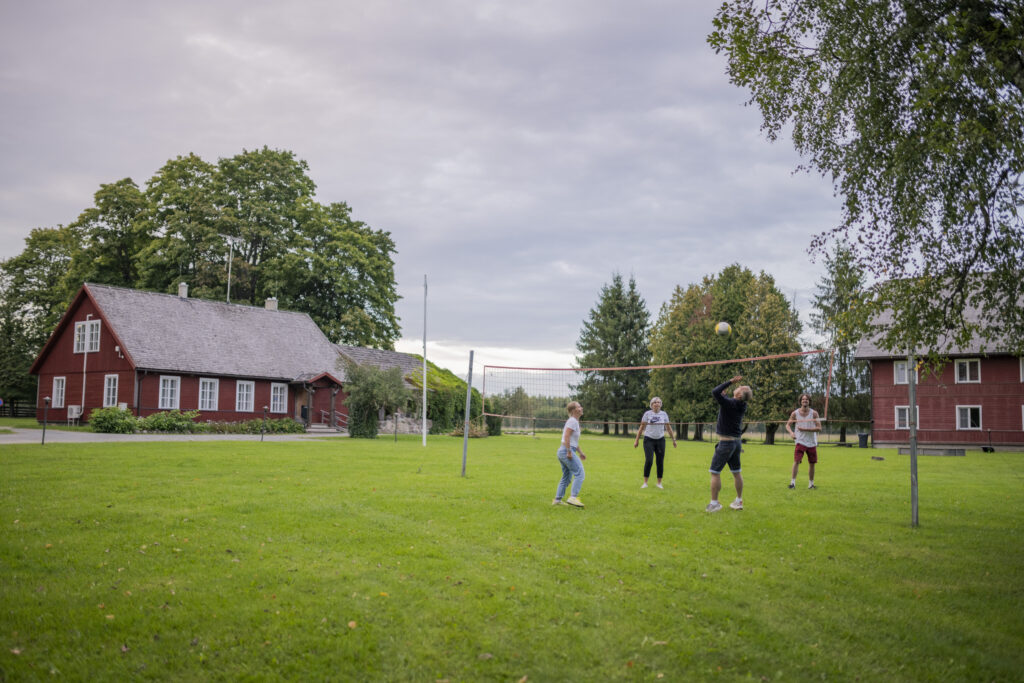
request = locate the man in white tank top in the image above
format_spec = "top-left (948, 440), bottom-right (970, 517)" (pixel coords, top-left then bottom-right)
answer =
top-left (785, 393), bottom-right (822, 489)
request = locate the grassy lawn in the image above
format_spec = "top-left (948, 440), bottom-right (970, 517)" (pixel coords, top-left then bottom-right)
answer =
top-left (1, 434), bottom-right (1021, 681)
top-left (0, 416), bottom-right (92, 432)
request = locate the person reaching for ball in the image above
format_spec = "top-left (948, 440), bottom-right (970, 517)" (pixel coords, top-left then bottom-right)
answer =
top-left (706, 375), bottom-right (751, 513)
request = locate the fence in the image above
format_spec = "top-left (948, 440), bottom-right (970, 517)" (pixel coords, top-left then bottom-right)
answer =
top-left (0, 401), bottom-right (37, 419)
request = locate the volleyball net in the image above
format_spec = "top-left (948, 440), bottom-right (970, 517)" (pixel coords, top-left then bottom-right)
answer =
top-left (481, 348), bottom-right (835, 436)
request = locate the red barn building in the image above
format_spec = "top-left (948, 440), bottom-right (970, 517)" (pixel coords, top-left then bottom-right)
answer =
top-left (854, 310), bottom-right (1024, 451)
top-left (29, 283), bottom-right (417, 430)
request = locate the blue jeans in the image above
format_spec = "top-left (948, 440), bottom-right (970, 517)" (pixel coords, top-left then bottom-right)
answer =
top-left (556, 446), bottom-right (585, 499)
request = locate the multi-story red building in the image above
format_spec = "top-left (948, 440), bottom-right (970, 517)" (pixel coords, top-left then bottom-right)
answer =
top-left (854, 324), bottom-right (1024, 451)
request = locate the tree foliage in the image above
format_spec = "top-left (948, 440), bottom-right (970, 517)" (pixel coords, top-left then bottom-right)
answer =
top-left (807, 243), bottom-right (871, 440)
top-left (0, 148), bottom-right (402, 380)
top-left (403, 357), bottom-right (482, 435)
top-left (572, 273), bottom-right (651, 435)
top-left (341, 360), bottom-right (414, 438)
top-left (650, 264), bottom-right (804, 442)
top-left (709, 0), bottom-right (1024, 357)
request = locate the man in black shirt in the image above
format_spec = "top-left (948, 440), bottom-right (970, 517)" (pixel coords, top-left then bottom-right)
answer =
top-left (707, 375), bottom-right (752, 512)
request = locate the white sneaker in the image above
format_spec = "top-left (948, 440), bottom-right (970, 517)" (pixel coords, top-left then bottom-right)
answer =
top-left (640, 482), bottom-right (648, 489)
top-left (552, 498), bottom-right (562, 505)
top-left (655, 483), bottom-right (664, 489)
top-left (729, 499), bottom-right (743, 510)
top-left (566, 496), bottom-right (585, 508)
top-left (705, 501), bottom-right (723, 513)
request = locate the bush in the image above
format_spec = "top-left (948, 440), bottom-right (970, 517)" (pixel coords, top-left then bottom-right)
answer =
top-left (89, 407), bottom-right (138, 434)
top-left (138, 410), bottom-right (199, 433)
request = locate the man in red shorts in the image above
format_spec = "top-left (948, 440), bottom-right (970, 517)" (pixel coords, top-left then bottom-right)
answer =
top-left (785, 393), bottom-right (822, 489)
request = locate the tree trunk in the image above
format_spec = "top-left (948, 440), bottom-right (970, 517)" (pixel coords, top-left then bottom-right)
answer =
top-left (694, 423), bottom-right (704, 441)
top-left (679, 422), bottom-right (688, 440)
top-left (839, 424), bottom-right (847, 442)
top-left (765, 423), bottom-right (778, 445)
top-left (603, 421), bottom-right (610, 435)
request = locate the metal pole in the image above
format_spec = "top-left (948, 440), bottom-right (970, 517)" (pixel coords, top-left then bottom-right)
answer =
top-left (422, 275), bottom-right (428, 447)
top-left (227, 239), bottom-right (234, 303)
top-left (461, 350), bottom-right (474, 477)
top-left (261, 406), bottom-right (268, 442)
top-left (908, 353), bottom-right (919, 527)
top-left (41, 397), bottom-right (50, 445)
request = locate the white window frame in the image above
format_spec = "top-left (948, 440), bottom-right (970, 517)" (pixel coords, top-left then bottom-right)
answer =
top-left (956, 405), bottom-right (982, 431)
top-left (236, 380), bottom-right (255, 412)
top-left (103, 374), bottom-right (119, 407)
top-left (52, 376), bottom-right (66, 409)
top-left (159, 376), bottom-right (181, 410)
top-left (270, 382), bottom-right (288, 414)
top-left (893, 360), bottom-right (917, 385)
top-left (199, 378), bottom-right (219, 411)
top-left (955, 359), bottom-right (981, 384)
top-left (894, 405), bottom-right (919, 430)
top-left (1019, 357), bottom-right (1023, 382)
top-left (73, 320), bottom-right (101, 353)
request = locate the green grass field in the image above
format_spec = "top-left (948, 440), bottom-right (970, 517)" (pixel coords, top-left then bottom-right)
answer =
top-left (2, 434), bottom-right (1022, 681)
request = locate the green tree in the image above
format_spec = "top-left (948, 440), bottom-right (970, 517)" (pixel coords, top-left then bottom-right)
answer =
top-left (65, 178), bottom-right (153, 289)
top-left (808, 243), bottom-right (871, 442)
top-left (216, 147), bottom-right (316, 305)
top-left (274, 201), bottom-right (401, 348)
top-left (340, 359), bottom-right (413, 438)
top-left (137, 154), bottom-right (227, 299)
top-left (572, 273), bottom-right (651, 436)
top-left (709, 0), bottom-right (1024, 358)
top-left (0, 226), bottom-right (81, 344)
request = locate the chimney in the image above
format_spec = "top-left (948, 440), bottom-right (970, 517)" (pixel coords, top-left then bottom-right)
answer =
top-left (178, 282), bottom-right (189, 298)
top-left (265, 297), bottom-right (278, 311)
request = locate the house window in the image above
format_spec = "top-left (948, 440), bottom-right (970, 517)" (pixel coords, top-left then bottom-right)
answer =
top-left (199, 378), bottom-right (219, 411)
top-left (894, 405), bottom-right (919, 430)
top-left (73, 320), bottom-right (101, 353)
top-left (956, 405), bottom-right (981, 430)
top-left (893, 360), bottom-right (917, 385)
top-left (236, 381), bottom-right (254, 412)
top-left (955, 359), bottom-right (980, 384)
top-left (52, 377), bottom-right (66, 409)
top-left (159, 376), bottom-right (180, 410)
top-left (270, 383), bottom-right (287, 414)
top-left (103, 375), bottom-right (119, 407)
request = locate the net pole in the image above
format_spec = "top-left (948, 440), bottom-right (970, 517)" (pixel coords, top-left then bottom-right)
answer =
top-left (823, 347), bottom-right (835, 420)
top-left (461, 350), bottom-right (474, 477)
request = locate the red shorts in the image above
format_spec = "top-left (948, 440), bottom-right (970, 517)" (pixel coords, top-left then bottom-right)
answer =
top-left (794, 444), bottom-right (818, 464)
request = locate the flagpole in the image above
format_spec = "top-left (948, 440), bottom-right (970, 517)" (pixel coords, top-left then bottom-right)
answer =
top-left (422, 275), bottom-right (428, 447)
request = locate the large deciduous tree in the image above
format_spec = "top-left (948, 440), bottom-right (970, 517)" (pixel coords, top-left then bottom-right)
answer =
top-left (572, 273), bottom-right (650, 436)
top-left (709, 0), bottom-right (1024, 357)
top-left (1, 148), bottom-right (402, 364)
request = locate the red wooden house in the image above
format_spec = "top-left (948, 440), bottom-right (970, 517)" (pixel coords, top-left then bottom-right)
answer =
top-left (29, 282), bottom-right (396, 429)
top-left (854, 307), bottom-right (1024, 451)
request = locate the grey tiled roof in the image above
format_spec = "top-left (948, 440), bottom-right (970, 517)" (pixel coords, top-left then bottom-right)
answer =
top-left (86, 283), bottom-right (346, 381)
top-left (335, 344), bottom-right (424, 383)
top-left (854, 299), bottom-right (1015, 360)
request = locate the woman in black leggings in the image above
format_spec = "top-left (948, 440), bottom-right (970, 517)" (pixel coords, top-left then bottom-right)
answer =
top-left (633, 397), bottom-right (677, 488)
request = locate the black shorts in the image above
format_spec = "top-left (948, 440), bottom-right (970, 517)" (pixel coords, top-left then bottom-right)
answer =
top-left (710, 439), bottom-right (742, 474)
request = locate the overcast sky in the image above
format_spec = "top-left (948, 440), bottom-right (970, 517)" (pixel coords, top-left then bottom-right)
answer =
top-left (0, 0), bottom-right (840, 376)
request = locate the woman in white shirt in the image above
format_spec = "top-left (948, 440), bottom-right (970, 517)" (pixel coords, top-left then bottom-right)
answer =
top-left (554, 401), bottom-right (587, 507)
top-left (633, 397), bottom-right (677, 489)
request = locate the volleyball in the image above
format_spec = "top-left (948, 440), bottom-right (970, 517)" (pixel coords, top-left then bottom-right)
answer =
top-left (715, 321), bottom-right (732, 336)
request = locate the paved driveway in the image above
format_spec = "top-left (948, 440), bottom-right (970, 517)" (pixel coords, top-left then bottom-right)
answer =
top-left (0, 428), bottom-right (347, 445)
